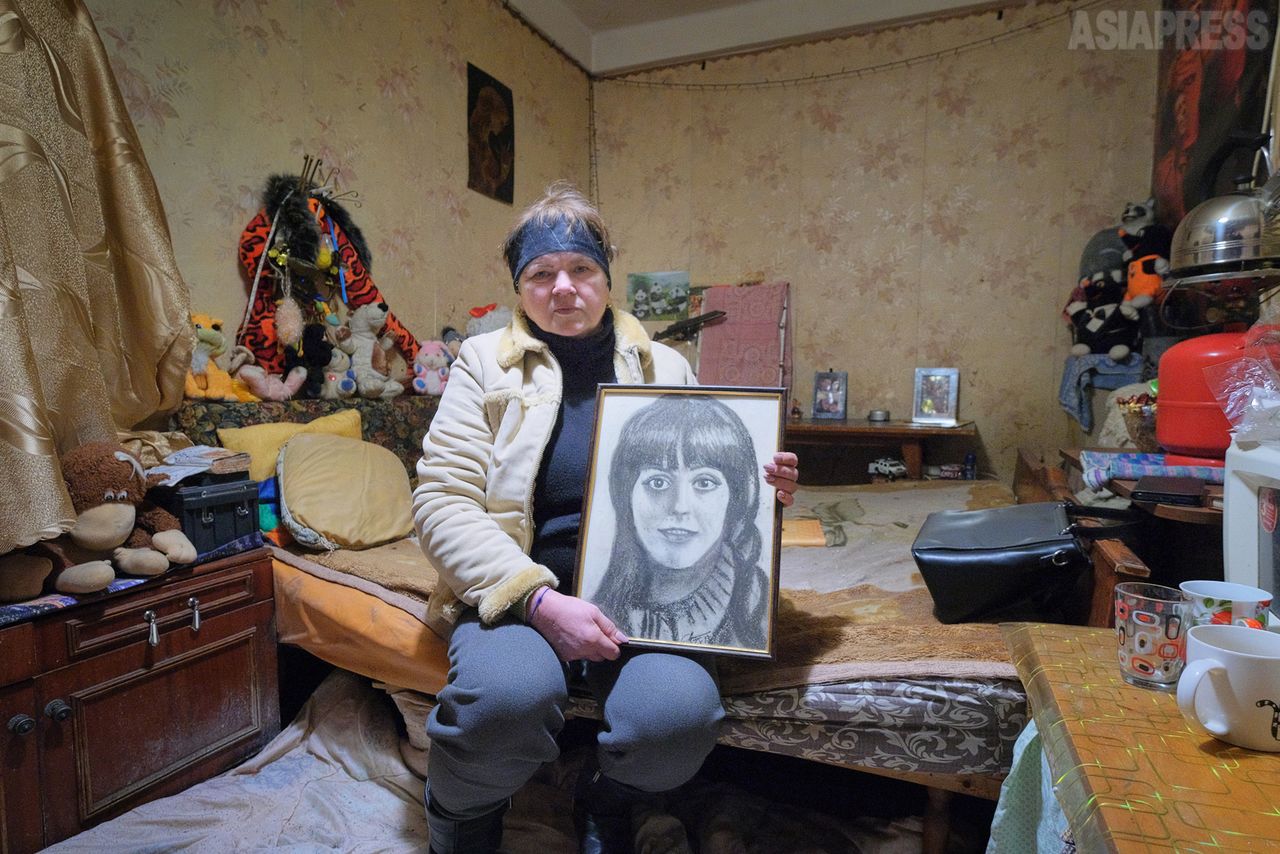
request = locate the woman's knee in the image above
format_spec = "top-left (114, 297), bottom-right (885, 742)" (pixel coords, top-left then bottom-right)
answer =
top-left (605, 653), bottom-right (723, 741)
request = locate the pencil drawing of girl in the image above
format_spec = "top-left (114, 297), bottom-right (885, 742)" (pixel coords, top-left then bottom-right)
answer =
top-left (592, 395), bottom-right (771, 650)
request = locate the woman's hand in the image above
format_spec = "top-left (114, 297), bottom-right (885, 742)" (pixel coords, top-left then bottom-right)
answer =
top-left (528, 588), bottom-right (628, 662)
top-left (764, 451), bottom-right (799, 507)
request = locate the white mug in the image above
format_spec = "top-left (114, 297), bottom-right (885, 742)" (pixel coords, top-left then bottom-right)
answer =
top-left (1177, 624), bottom-right (1280, 752)
top-left (1178, 580), bottom-right (1272, 629)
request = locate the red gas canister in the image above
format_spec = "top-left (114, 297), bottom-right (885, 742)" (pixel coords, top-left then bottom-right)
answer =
top-left (1156, 332), bottom-right (1245, 461)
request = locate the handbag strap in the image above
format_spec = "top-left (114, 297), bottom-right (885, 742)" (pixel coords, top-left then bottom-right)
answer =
top-left (1062, 502), bottom-right (1143, 539)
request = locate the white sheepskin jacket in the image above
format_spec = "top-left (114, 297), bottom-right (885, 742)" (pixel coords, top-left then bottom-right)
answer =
top-left (412, 307), bottom-right (695, 638)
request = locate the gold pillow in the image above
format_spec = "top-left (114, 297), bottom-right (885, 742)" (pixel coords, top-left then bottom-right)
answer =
top-left (276, 433), bottom-right (413, 550)
top-left (217, 409), bottom-right (362, 482)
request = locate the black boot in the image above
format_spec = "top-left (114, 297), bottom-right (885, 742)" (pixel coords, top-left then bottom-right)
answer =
top-left (573, 763), bottom-right (669, 854)
top-left (425, 788), bottom-right (507, 854)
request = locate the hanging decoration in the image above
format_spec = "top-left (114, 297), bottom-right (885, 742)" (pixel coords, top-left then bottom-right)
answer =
top-left (236, 157), bottom-right (420, 374)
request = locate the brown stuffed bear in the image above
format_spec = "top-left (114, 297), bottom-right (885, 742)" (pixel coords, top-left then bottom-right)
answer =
top-left (0, 442), bottom-right (199, 601)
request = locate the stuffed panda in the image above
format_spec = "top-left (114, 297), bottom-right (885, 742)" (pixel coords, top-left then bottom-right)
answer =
top-left (1066, 274), bottom-right (1151, 362)
top-left (1118, 198), bottom-right (1172, 302)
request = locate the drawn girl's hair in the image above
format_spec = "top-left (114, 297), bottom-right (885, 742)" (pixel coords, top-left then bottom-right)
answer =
top-left (595, 396), bottom-right (762, 610)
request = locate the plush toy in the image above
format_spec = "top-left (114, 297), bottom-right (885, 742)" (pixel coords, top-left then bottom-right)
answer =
top-left (229, 345), bottom-right (308, 401)
top-left (185, 313), bottom-right (259, 402)
top-left (442, 327), bottom-right (464, 363)
top-left (236, 171), bottom-right (420, 375)
top-left (410, 340), bottom-right (450, 396)
top-left (283, 323), bottom-right (334, 399)
top-left (1067, 276), bottom-right (1152, 361)
top-left (320, 348), bottom-right (357, 400)
top-left (4, 442), bottom-right (198, 600)
top-left (348, 302), bottom-right (404, 399)
top-left (1118, 198), bottom-right (1173, 302)
top-left (466, 303), bottom-right (513, 338)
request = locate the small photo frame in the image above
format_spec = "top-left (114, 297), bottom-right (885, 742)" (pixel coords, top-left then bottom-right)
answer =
top-left (576, 385), bottom-right (784, 659)
top-left (912, 367), bottom-right (959, 426)
top-left (812, 370), bottom-right (848, 420)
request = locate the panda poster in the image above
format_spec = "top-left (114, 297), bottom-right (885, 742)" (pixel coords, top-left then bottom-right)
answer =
top-left (627, 271), bottom-right (690, 322)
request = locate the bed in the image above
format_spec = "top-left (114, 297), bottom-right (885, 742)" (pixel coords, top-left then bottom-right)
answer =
top-left (268, 478), bottom-right (1029, 850)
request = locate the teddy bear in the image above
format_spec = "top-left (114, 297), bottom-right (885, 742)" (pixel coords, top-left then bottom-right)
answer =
top-left (228, 345), bottom-right (308, 401)
top-left (185, 313), bottom-right (259, 402)
top-left (409, 340), bottom-right (450, 396)
top-left (283, 323), bottom-right (335, 399)
top-left (348, 302), bottom-right (404, 399)
top-left (0, 442), bottom-right (198, 602)
top-left (1066, 275), bottom-right (1151, 361)
top-left (320, 347), bottom-right (357, 399)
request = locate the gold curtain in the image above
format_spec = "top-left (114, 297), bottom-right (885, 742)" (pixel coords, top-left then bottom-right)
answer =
top-left (0, 0), bottom-right (191, 554)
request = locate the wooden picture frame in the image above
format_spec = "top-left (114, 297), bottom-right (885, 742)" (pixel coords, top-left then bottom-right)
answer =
top-left (912, 367), bottom-right (959, 426)
top-left (575, 385), bottom-right (784, 659)
top-left (811, 370), bottom-right (848, 420)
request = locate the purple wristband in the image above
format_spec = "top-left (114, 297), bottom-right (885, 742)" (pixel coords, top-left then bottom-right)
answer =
top-left (527, 587), bottom-right (550, 622)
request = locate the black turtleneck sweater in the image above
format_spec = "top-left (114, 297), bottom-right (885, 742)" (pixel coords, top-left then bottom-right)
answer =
top-left (528, 310), bottom-right (617, 586)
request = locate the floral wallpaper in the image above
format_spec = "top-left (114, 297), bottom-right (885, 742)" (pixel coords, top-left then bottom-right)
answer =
top-left (84, 0), bottom-right (590, 347)
top-left (82, 0), bottom-right (1158, 482)
top-left (592, 0), bottom-right (1159, 480)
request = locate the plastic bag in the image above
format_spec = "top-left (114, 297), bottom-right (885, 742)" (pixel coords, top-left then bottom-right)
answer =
top-left (1203, 324), bottom-right (1280, 442)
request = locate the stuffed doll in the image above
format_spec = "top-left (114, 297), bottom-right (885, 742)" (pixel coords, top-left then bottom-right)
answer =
top-left (7, 442), bottom-right (198, 599)
top-left (229, 345), bottom-right (308, 401)
top-left (236, 172), bottom-right (420, 375)
top-left (1066, 275), bottom-right (1151, 361)
top-left (283, 323), bottom-right (334, 399)
top-left (410, 340), bottom-right (450, 396)
top-left (320, 348), bottom-right (357, 400)
top-left (465, 303), bottom-right (513, 338)
top-left (185, 313), bottom-right (259, 402)
top-left (441, 327), bottom-right (464, 363)
top-left (348, 302), bottom-right (404, 399)
top-left (1118, 198), bottom-right (1173, 302)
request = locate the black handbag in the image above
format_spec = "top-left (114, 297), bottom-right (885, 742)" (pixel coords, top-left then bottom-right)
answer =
top-left (911, 502), bottom-right (1141, 624)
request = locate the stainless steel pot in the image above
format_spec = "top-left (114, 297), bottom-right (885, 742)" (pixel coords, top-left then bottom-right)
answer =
top-left (1169, 153), bottom-right (1280, 287)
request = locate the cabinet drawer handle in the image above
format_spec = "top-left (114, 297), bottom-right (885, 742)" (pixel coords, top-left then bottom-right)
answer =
top-left (188, 597), bottom-right (201, 632)
top-left (44, 699), bottom-right (72, 722)
top-left (7, 714), bottom-right (35, 735)
top-left (143, 609), bottom-right (159, 647)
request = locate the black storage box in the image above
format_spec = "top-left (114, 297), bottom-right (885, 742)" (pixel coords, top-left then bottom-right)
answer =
top-left (155, 478), bottom-right (259, 556)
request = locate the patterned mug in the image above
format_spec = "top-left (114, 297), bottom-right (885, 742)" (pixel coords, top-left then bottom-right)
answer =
top-left (1115, 581), bottom-right (1189, 691)
top-left (1179, 580), bottom-right (1272, 630)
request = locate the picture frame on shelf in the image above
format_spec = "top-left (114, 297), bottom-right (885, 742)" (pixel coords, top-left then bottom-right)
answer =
top-left (811, 370), bottom-right (848, 420)
top-left (912, 367), bottom-right (959, 426)
top-left (575, 384), bottom-right (783, 659)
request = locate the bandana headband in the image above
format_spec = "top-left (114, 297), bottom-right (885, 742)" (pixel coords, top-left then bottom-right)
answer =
top-left (508, 216), bottom-right (611, 290)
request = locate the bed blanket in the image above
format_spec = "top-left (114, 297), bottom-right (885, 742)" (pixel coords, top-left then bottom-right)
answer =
top-left (275, 480), bottom-right (1019, 694)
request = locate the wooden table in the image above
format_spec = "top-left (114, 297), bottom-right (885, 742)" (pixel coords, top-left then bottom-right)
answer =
top-left (784, 418), bottom-right (976, 479)
top-left (1058, 448), bottom-right (1223, 524)
top-left (1002, 623), bottom-right (1280, 852)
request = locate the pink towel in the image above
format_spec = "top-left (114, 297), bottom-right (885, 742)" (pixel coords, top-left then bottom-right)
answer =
top-left (697, 282), bottom-right (792, 394)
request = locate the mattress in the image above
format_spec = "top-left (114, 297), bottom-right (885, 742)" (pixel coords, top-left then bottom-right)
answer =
top-left (270, 480), bottom-right (1029, 791)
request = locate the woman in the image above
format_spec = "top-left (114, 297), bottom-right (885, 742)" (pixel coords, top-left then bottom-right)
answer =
top-left (412, 181), bottom-right (798, 854)
top-left (593, 395), bottom-right (770, 649)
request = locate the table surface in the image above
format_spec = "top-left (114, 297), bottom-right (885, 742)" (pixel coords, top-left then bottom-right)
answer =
top-left (1059, 448), bottom-right (1223, 525)
top-left (1002, 622), bottom-right (1280, 852)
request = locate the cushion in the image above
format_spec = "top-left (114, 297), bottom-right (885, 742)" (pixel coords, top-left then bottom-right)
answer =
top-left (276, 433), bottom-right (413, 550)
top-left (217, 409), bottom-right (361, 482)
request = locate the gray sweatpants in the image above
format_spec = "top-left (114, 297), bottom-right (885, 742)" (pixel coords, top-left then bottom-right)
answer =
top-left (425, 612), bottom-right (724, 818)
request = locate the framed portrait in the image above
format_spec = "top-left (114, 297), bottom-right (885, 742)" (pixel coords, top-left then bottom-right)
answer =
top-left (912, 367), bottom-right (959, 426)
top-left (811, 370), bottom-right (847, 420)
top-left (466, 63), bottom-right (514, 204)
top-left (575, 385), bottom-right (784, 659)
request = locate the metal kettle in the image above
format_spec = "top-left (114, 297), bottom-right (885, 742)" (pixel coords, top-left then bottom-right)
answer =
top-left (1169, 146), bottom-right (1280, 287)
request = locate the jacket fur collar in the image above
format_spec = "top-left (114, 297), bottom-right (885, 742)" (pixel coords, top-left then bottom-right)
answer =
top-left (497, 307), bottom-right (652, 372)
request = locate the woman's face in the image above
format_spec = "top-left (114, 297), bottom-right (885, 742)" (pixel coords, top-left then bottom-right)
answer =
top-left (630, 454), bottom-right (730, 569)
top-left (518, 251), bottom-right (609, 338)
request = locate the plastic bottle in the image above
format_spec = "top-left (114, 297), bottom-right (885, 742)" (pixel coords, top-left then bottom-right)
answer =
top-left (963, 452), bottom-right (977, 480)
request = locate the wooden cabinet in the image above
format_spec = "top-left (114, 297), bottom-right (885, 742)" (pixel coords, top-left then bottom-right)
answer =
top-left (0, 548), bottom-right (279, 852)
